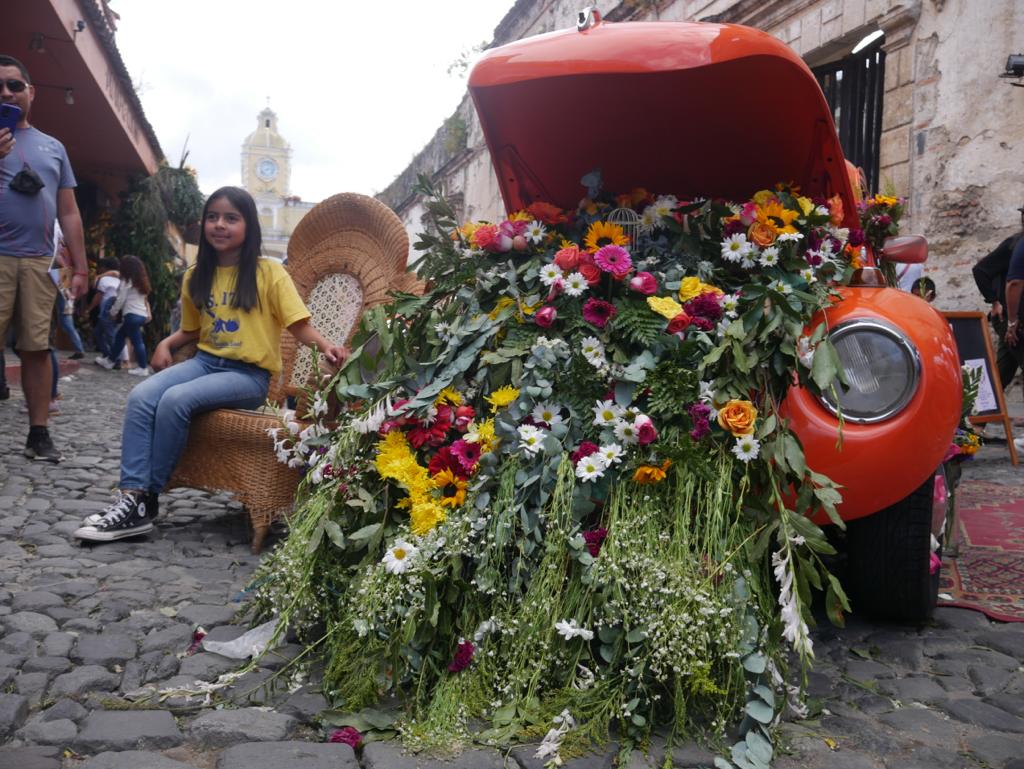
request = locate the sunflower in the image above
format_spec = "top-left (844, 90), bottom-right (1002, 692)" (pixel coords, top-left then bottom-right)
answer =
top-left (755, 201), bottom-right (800, 236)
top-left (432, 468), bottom-right (468, 508)
top-left (583, 221), bottom-right (629, 253)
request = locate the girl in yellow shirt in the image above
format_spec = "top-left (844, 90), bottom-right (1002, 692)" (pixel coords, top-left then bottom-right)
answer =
top-left (75, 186), bottom-right (346, 541)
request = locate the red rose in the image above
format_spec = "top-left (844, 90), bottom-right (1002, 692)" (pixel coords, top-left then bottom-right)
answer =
top-left (636, 417), bottom-right (658, 446)
top-left (554, 246), bottom-right (582, 272)
top-left (667, 312), bottom-right (691, 334)
top-left (534, 305), bottom-right (557, 328)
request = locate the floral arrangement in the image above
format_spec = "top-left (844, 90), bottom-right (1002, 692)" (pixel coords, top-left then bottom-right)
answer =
top-left (945, 364), bottom-right (983, 462)
top-left (257, 176), bottom-right (860, 767)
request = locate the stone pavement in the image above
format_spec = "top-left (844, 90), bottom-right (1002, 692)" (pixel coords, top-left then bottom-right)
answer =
top-left (0, 364), bottom-right (1021, 769)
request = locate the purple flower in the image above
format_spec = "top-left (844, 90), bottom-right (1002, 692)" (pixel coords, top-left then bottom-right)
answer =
top-left (684, 293), bottom-right (723, 322)
top-left (582, 527), bottom-right (608, 557)
top-left (582, 298), bottom-right (617, 329)
top-left (448, 639), bottom-right (475, 672)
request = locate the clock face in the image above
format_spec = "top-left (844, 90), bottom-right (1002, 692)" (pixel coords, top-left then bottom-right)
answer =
top-left (256, 158), bottom-right (278, 181)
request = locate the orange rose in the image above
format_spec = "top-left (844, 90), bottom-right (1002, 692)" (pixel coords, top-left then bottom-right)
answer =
top-left (748, 221), bottom-right (777, 248)
top-left (716, 399), bottom-right (758, 436)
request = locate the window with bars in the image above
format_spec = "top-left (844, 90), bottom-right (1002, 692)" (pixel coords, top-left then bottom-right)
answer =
top-left (813, 38), bottom-right (886, 194)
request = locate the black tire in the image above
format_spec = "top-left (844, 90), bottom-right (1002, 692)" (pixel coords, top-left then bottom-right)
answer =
top-left (845, 474), bottom-right (938, 622)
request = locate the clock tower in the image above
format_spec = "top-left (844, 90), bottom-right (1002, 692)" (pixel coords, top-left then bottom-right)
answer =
top-left (239, 107), bottom-right (315, 259)
top-left (241, 107), bottom-right (291, 197)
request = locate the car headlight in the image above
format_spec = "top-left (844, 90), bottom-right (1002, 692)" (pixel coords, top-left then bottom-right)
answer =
top-left (818, 318), bottom-right (921, 423)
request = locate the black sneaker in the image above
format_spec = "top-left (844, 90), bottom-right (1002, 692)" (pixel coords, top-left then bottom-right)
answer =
top-left (73, 491), bottom-right (153, 541)
top-left (24, 431), bottom-right (62, 463)
top-left (83, 491), bottom-right (158, 526)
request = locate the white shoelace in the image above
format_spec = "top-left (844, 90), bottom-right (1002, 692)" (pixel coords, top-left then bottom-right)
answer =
top-left (98, 492), bottom-right (136, 528)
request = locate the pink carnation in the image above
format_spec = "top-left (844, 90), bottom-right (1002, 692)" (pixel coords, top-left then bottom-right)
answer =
top-left (473, 224), bottom-right (512, 253)
top-left (582, 298), bottom-right (617, 329)
top-left (594, 245), bottom-right (633, 277)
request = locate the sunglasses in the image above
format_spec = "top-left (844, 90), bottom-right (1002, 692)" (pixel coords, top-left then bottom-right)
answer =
top-left (0, 79), bottom-right (28, 94)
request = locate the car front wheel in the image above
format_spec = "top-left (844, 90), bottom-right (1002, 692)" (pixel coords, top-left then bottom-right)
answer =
top-left (845, 474), bottom-right (939, 622)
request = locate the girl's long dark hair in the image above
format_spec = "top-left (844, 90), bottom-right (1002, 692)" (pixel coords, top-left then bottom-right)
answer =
top-left (188, 186), bottom-right (263, 312)
top-left (118, 255), bottom-right (151, 295)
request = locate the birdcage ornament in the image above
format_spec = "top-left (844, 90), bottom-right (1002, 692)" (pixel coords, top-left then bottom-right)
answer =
top-left (607, 206), bottom-right (641, 250)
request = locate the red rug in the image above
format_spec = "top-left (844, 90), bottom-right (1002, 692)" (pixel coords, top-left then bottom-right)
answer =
top-left (939, 479), bottom-right (1024, 622)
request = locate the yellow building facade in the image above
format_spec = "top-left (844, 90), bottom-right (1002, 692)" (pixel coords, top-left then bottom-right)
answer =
top-left (241, 107), bottom-right (315, 259)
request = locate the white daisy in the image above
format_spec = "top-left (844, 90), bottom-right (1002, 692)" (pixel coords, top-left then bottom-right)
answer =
top-left (639, 207), bottom-right (658, 233)
top-left (800, 267), bottom-right (817, 284)
top-left (598, 443), bottom-right (624, 465)
top-left (555, 619), bottom-right (595, 641)
top-left (652, 194), bottom-right (678, 219)
top-left (383, 539), bottom-right (418, 574)
top-left (777, 231), bottom-right (804, 243)
top-left (721, 293), bottom-right (741, 319)
top-left (575, 454), bottom-right (607, 482)
top-left (563, 272), bottom-right (589, 296)
top-left (720, 233), bottom-right (751, 263)
top-left (592, 399), bottom-right (624, 427)
top-left (759, 246), bottom-right (780, 267)
top-left (731, 435), bottom-right (761, 462)
top-left (526, 220), bottom-right (547, 244)
top-left (539, 263), bottom-right (563, 287)
top-left (613, 419), bottom-right (639, 444)
top-left (531, 402), bottom-right (563, 427)
top-left (768, 279), bottom-right (792, 295)
top-left (815, 205), bottom-right (830, 217)
top-left (517, 424), bottom-right (546, 455)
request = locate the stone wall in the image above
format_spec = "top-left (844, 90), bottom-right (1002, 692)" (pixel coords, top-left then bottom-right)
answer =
top-left (380, 0), bottom-right (1024, 305)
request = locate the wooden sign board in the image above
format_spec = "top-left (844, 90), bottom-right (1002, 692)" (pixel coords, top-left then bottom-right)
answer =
top-left (944, 311), bottom-right (1017, 465)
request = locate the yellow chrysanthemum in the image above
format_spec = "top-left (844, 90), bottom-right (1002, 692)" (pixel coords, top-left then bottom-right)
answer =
top-left (486, 386), bottom-right (520, 412)
top-left (647, 295), bottom-right (684, 320)
top-left (678, 277), bottom-right (725, 303)
top-left (508, 210), bottom-right (533, 222)
top-left (473, 421), bottom-right (497, 456)
top-left (752, 190), bottom-right (778, 207)
top-left (870, 194), bottom-right (899, 207)
top-left (559, 237), bottom-right (576, 250)
top-left (755, 201), bottom-right (800, 235)
top-left (457, 222), bottom-right (482, 241)
top-left (410, 500), bottom-right (446, 535)
top-left (435, 387), bottom-right (462, 407)
top-left (583, 220), bottom-right (629, 253)
top-left (519, 300), bottom-right (540, 317)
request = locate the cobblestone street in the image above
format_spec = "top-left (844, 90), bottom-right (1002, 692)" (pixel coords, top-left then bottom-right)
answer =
top-left (0, 365), bottom-right (1022, 769)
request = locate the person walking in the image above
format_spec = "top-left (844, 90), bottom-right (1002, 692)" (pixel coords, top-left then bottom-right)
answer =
top-left (95, 255), bottom-right (152, 376)
top-left (89, 257), bottom-right (121, 361)
top-left (0, 54), bottom-right (88, 462)
top-left (52, 231), bottom-right (85, 359)
top-left (74, 187), bottom-right (346, 541)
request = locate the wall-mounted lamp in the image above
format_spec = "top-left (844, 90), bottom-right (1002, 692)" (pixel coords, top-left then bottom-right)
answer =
top-left (32, 82), bottom-right (77, 106)
top-left (74, 20), bottom-right (86, 33)
top-left (64, 89), bottom-right (74, 105)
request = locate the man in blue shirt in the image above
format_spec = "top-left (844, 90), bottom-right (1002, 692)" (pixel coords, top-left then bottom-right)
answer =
top-left (0, 54), bottom-right (88, 462)
top-left (974, 205), bottom-right (1024, 392)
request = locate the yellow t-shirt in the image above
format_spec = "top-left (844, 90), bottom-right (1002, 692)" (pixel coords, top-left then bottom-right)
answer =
top-left (180, 259), bottom-right (310, 374)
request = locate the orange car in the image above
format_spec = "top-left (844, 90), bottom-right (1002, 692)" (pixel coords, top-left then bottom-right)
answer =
top-left (468, 11), bottom-right (961, 620)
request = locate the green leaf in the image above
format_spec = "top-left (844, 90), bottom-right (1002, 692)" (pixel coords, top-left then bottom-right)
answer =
top-left (811, 338), bottom-right (841, 390)
top-left (745, 699), bottom-right (774, 724)
top-left (742, 652), bottom-right (766, 674)
top-left (625, 627), bottom-right (647, 644)
top-left (349, 523), bottom-right (382, 542)
top-left (752, 685), bottom-right (775, 707)
top-left (323, 520), bottom-right (346, 549)
top-left (745, 730), bottom-right (773, 763)
top-left (782, 433), bottom-right (807, 478)
top-left (492, 703), bottom-right (517, 726)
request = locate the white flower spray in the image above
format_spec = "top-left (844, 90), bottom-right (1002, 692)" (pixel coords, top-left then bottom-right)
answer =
top-left (771, 534), bottom-right (813, 659)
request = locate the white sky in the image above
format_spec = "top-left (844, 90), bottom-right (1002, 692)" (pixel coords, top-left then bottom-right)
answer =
top-left (113, 0), bottom-right (514, 200)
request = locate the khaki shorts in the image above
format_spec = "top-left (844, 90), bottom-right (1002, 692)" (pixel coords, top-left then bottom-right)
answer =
top-left (0, 254), bottom-right (58, 352)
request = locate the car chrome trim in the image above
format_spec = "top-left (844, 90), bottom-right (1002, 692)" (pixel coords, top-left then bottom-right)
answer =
top-left (817, 317), bottom-right (921, 424)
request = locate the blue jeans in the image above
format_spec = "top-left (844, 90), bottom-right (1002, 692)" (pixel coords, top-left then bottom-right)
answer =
top-left (110, 312), bottom-right (148, 369)
top-left (55, 293), bottom-right (84, 354)
top-left (120, 351), bottom-right (270, 493)
top-left (95, 297), bottom-right (116, 358)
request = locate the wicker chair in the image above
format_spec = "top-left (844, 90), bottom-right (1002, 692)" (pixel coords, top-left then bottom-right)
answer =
top-left (167, 193), bottom-right (418, 553)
